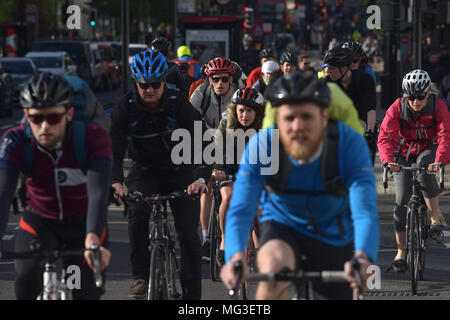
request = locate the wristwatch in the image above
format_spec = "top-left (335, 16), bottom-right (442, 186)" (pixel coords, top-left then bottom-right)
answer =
top-left (196, 178), bottom-right (206, 185)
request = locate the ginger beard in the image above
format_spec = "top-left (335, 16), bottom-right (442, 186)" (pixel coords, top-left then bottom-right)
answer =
top-left (276, 103), bottom-right (328, 161)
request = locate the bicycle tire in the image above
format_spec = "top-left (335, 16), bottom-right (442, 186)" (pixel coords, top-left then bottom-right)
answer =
top-left (148, 245), bottom-right (169, 300)
top-left (166, 247), bottom-right (183, 300)
top-left (407, 206), bottom-right (419, 295)
top-left (418, 205), bottom-right (428, 281)
top-left (209, 197), bottom-right (221, 281)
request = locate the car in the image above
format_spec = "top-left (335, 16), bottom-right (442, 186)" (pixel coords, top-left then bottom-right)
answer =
top-left (0, 61), bottom-right (13, 117)
top-left (25, 51), bottom-right (77, 76)
top-left (93, 42), bottom-right (121, 90)
top-left (0, 57), bottom-right (38, 107)
top-left (129, 43), bottom-right (148, 65)
top-left (30, 40), bottom-right (94, 88)
top-left (89, 43), bottom-right (105, 90)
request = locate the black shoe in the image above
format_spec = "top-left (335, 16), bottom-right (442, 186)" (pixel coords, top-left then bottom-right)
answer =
top-left (386, 259), bottom-right (407, 273)
top-left (216, 250), bottom-right (225, 267)
top-left (202, 241), bottom-right (210, 263)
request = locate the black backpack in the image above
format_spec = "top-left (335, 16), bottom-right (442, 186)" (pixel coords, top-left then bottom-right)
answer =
top-left (265, 121), bottom-right (349, 236)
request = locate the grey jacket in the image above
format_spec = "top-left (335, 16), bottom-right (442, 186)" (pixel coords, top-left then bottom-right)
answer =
top-left (190, 82), bottom-right (237, 129)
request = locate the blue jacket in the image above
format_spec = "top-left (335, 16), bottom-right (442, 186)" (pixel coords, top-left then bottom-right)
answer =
top-left (224, 121), bottom-right (379, 262)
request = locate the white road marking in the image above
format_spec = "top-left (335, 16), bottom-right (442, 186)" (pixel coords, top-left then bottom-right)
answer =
top-left (1, 235), bottom-right (14, 241)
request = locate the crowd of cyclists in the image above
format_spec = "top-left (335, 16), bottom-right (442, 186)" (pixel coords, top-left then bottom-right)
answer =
top-left (0, 33), bottom-right (449, 300)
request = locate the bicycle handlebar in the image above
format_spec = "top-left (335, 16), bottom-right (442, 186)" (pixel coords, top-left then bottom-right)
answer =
top-left (246, 270), bottom-right (349, 283)
top-left (122, 190), bottom-right (201, 203)
top-left (382, 162), bottom-right (445, 190)
top-left (1, 241), bottom-right (103, 288)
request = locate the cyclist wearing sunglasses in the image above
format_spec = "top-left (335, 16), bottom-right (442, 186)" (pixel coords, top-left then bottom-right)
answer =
top-left (110, 49), bottom-right (210, 299)
top-left (190, 57), bottom-right (237, 261)
top-left (0, 72), bottom-right (112, 299)
top-left (378, 69), bottom-right (450, 273)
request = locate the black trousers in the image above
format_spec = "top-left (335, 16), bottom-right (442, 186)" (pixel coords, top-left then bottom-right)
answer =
top-left (125, 164), bottom-right (202, 300)
top-left (14, 211), bottom-right (107, 300)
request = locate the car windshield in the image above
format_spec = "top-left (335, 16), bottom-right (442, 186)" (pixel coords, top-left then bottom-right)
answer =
top-left (30, 57), bottom-right (62, 68)
top-left (129, 47), bottom-right (147, 56)
top-left (1, 61), bottom-right (34, 74)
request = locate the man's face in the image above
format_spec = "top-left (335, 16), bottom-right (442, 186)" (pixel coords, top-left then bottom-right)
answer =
top-left (276, 102), bottom-right (328, 161)
top-left (24, 105), bottom-right (74, 150)
top-left (327, 65), bottom-right (348, 81)
top-left (136, 81), bottom-right (165, 105)
top-left (260, 57), bottom-right (276, 66)
top-left (281, 62), bottom-right (297, 76)
top-left (407, 91), bottom-right (430, 113)
top-left (298, 57), bottom-right (311, 71)
top-left (209, 73), bottom-right (232, 96)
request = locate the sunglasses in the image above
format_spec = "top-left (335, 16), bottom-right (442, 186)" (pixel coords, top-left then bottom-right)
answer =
top-left (137, 82), bottom-right (162, 90)
top-left (353, 58), bottom-right (360, 63)
top-left (407, 93), bottom-right (427, 101)
top-left (211, 76), bottom-right (230, 83)
top-left (28, 112), bottom-right (67, 125)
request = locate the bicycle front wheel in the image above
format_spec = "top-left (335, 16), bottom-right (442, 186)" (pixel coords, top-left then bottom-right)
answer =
top-left (209, 197), bottom-right (221, 282)
top-left (166, 247), bottom-right (183, 300)
top-left (407, 207), bottom-right (420, 295)
top-left (148, 245), bottom-right (169, 300)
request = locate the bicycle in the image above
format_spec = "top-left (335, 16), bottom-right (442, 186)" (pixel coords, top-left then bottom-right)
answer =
top-left (1, 240), bottom-right (103, 300)
top-left (122, 190), bottom-right (200, 300)
top-left (229, 259), bottom-right (360, 300)
top-left (383, 162), bottom-right (445, 295)
top-left (208, 175), bottom-right (234, 282)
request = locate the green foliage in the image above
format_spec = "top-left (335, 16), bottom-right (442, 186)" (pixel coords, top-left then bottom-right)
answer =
top-left (0, 0), bottom-right (18, 23)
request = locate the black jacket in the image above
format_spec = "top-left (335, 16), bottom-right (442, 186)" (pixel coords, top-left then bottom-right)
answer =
top-left (110, 86), bottom-right (211, 184)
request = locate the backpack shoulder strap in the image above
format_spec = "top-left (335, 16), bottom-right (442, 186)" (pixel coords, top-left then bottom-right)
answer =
top-left (71, 121), bottom-right (87, 173)
top-left (321, 120), bottom-right (348, 197)
top-left (166, 88), bottom-right (179, 130)
top-left (126, 91), bottom-right (138, 136)
top-left (200, 83), bottom-right (211, 118)
top-left (23, 126), bottom-right (34, 176)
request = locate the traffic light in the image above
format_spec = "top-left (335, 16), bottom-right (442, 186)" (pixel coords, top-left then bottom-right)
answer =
top-left (89, 9), bottom-right (97, 27)
top-left (244, 7), bottom-right (254, 29)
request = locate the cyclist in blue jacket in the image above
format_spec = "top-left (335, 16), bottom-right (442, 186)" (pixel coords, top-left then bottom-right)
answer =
top-left (220, 73), bottom-right (379, 300)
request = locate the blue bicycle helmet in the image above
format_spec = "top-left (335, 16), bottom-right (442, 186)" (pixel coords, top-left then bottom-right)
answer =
top-left (130, 49), bottom-right (168, 83)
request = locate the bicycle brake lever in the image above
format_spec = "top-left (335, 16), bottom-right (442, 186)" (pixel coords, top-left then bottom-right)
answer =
top-left (229, 260), bottom-right (243, 299)
top-left (89, 244), bottom-right (103, 288)
top-left (350, 257), bottom-right (364, 300)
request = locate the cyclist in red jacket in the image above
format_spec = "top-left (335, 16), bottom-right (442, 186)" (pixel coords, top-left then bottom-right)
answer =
top-left (378, 69), bottom-right (450, 273)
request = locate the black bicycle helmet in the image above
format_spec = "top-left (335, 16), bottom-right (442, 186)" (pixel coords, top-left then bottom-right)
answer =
top-left (259, 48), bottom-right (277, 59)
top-left (279, 51), bottom-right (297, 65)
top-left (266, 73), bottom-right (331, 108)
top-left (232, 88), bottom-right (264, 109)
top-left (231, 61), bottom-right (243, 81)
top-left (341, 41), bottom-right (368, 65)
top-left (151, 37), bottom-right (171, 56)
top-left (323, 47), bottom-right (354, 67)
top-left (20, 72), bottom-right (73, 109)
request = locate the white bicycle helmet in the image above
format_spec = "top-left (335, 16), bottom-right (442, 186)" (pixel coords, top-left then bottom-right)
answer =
top-left (402, 69), bottom-right (431, 95)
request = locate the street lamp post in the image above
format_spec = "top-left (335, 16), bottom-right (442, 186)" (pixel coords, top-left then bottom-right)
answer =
top-left (412, 0), bottom-right (422, 68)
top-left (121, 0), bottom-right (130, 94)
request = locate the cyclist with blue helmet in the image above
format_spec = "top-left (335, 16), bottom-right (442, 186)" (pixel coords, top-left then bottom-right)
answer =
top-left (110, 49), bottom-right (211, 299)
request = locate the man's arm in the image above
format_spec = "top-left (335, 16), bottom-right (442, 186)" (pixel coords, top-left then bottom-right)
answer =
top-left (340, 124), bottom-right (379, 263)
top-left (0, 169), bottom-right (20, 251)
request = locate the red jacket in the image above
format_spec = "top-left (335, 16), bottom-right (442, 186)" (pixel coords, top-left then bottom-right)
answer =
top-left (378, 95), bottom-right (450, 165)
top-left (246, 66), bottom-right (262, 88)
